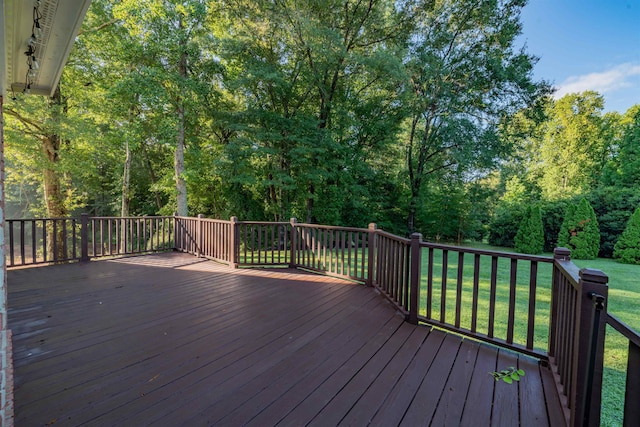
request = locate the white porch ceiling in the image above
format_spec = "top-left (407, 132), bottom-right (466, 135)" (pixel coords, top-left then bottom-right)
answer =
top-left (1, 0), bottom-right (91, 97)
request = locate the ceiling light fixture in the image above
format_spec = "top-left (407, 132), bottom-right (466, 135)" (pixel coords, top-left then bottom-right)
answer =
top-left (23, 0), bottom-right (43, 94)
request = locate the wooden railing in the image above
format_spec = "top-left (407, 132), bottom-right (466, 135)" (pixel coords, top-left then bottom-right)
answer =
top-left (88, 216), bottom-right (173, 258)
top-left (605, 313), bottom-right (640, 427)
top-left (292, 221), bottom-right (371, 282)
top-left (550, 248), bottom-right (609, 426)
top-left (6, 214), bottom-right (639, 426)
top-left (409, 233), bottom-right (554, 358)
top-left (6, 214), bottom-right (174, 267)
top-left (6, 217), bottom-right (82, 266)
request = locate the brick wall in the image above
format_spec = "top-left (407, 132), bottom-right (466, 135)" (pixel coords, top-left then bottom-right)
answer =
top-left (0, 328), bottom-right (13, 426)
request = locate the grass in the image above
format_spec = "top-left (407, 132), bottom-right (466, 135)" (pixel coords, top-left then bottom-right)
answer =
top-left (417, 247), bottom-right (553, 352)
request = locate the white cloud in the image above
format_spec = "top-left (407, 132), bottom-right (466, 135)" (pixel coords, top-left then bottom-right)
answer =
top-left (554, 63), bottom-right (640, 98)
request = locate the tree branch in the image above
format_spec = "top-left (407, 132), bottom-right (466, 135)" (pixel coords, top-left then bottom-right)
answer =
top-left (77, 18), bottom-right (119, 36)
top-left (4, 108), bottom-right (44, 133)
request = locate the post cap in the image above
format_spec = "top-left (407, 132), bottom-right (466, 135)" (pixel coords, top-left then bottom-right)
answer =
top-left (579, 268), bottom-right (609, 285)
top-left (554, 247), bottom-right (571, 260)
top-left (368, 223), bottom-right (377, 230)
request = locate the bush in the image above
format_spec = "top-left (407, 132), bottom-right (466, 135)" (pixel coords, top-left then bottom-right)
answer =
top-left (541, 200), bottom-right (569, 252)
top-left (614, 207), bottom-right (640, 264)
top-left (514, 205), bottom-right (544, 254)
top-left (488, 205), bottom-right (524, 248)
top-left (558, 198), bottom-right (600, 259)
top-left (557, 203), bottom-right (576, 249)
top-left (587, 187), bottom-right (640, 257)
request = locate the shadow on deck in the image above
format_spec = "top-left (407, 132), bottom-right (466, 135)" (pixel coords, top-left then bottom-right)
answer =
top-left (8, 252), bottom-right (564, 426)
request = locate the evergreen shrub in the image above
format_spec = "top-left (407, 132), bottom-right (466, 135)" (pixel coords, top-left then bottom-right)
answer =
top-left (514, 205), bottom-right (544, 254)
top-left (613, 207), bottom-right (640, 265)
top-left (557, 198), bottom-right (600, 259)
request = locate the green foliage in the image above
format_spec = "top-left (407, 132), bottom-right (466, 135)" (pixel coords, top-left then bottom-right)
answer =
top-left (488, 205), bottom-right (523, 248)
top-left (514, 205), bottom-right (544, 254)
top-left (558, 198), bottom-right (600, 259)
top-left (491, 367), bottom-right (525, 384)
top-left (541, 200), bottom-right (569, 252)
top-left (402, 0), bottom-right (547, 233)
top-left (586, 187), bottom-right (640, 258)
top-left (557, 203), bottom-right (576, 249)
top-left (601, 106), bottom-right (640, 187)
top-left (614, 207), bottom-right (640, 264)
top-left (538, 92), bottom-right (608, 200)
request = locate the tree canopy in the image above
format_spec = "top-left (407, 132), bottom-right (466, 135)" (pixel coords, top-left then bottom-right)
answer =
top-left (4, 0), bottom-right (639, 255)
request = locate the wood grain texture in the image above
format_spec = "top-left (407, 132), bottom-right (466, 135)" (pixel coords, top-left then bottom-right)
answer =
top-left (8, 252), bottom-right (564, 426)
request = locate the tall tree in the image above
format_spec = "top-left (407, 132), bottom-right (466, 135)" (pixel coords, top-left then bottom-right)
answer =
top-left (402, 0), bottom-right (546, 233)
top-left (217, 0), bottom-right (409, 223)
top-left (113, 0), bottom-right (216, 216)
top-left (602, 105), bottom-right (640, 187)
top-left (537, 91), bottom-right (608, 200)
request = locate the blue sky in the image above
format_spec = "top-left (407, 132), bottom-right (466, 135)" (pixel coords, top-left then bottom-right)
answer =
top-left (519, 0), bottom-right (640, 113)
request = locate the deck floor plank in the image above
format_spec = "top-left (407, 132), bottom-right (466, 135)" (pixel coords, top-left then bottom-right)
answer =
top-left (399, 333), bottom-right (463, 426)
top-left (8, 252), bottom-right (566, 426)
top-left (458, 341), bottom-right (499, 426)
top-left (429, 339), bottom-right (481, 426)
top-left (491, 349), bottom-right (521, 426)
top-left (337, 326), bottom-right (430, 426)
top-left (519, 356), bottom-right (551, 427)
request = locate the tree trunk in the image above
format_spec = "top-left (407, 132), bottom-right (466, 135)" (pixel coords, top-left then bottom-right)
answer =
top-left (141, 142), bottom-right (162, 210)
top-left (120, 138), bottom-right (132, 252)
top-left (175, 29), bottom-right (188, 217)
top-left (43, 86), bottom-right (67, 261)
top-left (407, 184), bottom-right (419, 235)
top-left (121, 139), bottom-right (131, 217)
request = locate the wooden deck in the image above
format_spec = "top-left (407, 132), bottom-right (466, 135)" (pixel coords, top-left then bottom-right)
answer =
top-left (8, 252), bottom-right (565, 426)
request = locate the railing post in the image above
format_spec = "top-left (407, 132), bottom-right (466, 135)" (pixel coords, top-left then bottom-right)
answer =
top-left (572, 268), bottom-right (608, 427)
top-left (229, 216), bottom-right (238, 268)
top-left (366, 223), bottom-right (377, 287)
top-left (625, 339), bottom-right (640, 427)
top-left (80, 213), bottom-right (89, 262)
top-left (409, 233), bottom-right (422, 325)
top-left (289, 218), bottom-right (297, 269)
top-left (172, 212), bottom-right (178, 251)
top-left (549, 247), bottom-right (571, 357)
top-left (197, 214), bottom-right (203, 258)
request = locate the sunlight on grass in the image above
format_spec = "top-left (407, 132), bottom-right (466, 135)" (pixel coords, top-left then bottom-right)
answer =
top-left (418, 249), bottom-right (553, 352)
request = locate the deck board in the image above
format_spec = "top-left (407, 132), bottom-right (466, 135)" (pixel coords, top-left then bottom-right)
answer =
top-left (8, 252), bottom-right (566, 426)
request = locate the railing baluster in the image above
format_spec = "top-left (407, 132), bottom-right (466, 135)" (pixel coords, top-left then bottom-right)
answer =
top-left (8, 221), bottom-right (14, 267)
top-left (527, 261), bottom-right (538, 350)
top-left (455, 251), bottom-right (464, 329)
top-left (471, 253), bottom-right (480, 333)
top-left (427, 247), bottom-right (434, 320)
top-left (20, 220), bottom-right (25, 265)
top-left (507, 258), bottom-right (517, 344)
top-left (488, 255), bottom-right (498, 338)
top-left (42, 219), bottom-right (47, 262)
top-left (52, 220), bottom-right (58, 261)
top-left (624, 340), bottom-right (640, 426)
top-left (31, 219), bottom-right (37, 263)
top-left (440, 249), bottom-right (448, 324)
